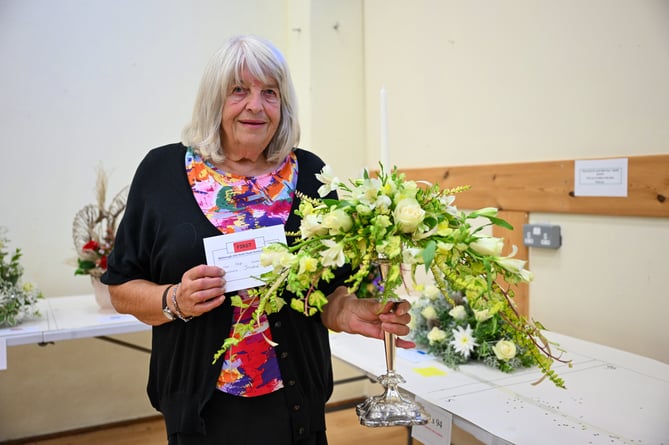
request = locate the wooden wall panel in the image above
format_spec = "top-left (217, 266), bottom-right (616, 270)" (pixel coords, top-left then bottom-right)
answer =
top-left (493, 210), bottom-right (529, 317)
top-left (395, 154), bottom-right (667, 314)
top-left (399, 154), bottom-right (669, 218)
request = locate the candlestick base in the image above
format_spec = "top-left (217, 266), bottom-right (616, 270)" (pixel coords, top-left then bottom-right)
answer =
top-left (356, 370), bottom-right (430, 427)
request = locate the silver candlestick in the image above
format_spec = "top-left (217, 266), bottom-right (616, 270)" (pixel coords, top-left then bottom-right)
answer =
top-left (356, 258), bottom-right (430, 427)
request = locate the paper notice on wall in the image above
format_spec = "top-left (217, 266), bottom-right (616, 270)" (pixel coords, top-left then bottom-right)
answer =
top-left (574, 158), bottom-right (628, 197)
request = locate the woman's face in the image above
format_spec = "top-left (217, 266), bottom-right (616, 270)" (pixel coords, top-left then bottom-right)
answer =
top-left (220, 69), bottom-right (281, 162)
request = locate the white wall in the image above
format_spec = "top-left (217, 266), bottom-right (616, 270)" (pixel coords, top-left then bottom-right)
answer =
top-left (0, 0), bottom-right (368, 440)
top-left (362, 0), bottom-right (669, 364)
top-left (1, 0), bottom-right (287, 297)
top-left (2, 0), bottom-right (669, 440)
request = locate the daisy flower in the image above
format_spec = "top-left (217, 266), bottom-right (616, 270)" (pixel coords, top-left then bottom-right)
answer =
top-left (450, 325), bottom-right (478, 359)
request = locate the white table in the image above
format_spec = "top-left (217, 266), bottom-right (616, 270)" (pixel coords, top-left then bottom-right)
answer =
top-left (330, 331), bottom-right (669, 445)
top-left (0, 295), bottom-right (151, 369)
top-left (3, 298), bottom-right (668, 444)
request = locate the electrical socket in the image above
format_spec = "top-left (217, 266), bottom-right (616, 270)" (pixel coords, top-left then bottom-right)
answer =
top-left (523, 224), bottom-right (562, 249)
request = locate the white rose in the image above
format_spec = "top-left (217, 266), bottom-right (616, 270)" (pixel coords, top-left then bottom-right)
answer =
top-left (492, 340), bottom-right (517, 361)
top-left (449, 305), bottom-right (467, 320)
top-left (393, 198), bottom-right (425, 233)
top-left (420, 305), bottom-right (438, 321)
top-left (423, 284), bottom-right (441, 301)
top-left (474, 308), bottom-right (492, 322)
top-left (300, 214), bottom-right (328, 239)
top-left (470, 237), bottom-right (504, 257)
top-left (426, 326), bottom-right (447, 345)
top-left (322, 208), bottom-right (353, 234)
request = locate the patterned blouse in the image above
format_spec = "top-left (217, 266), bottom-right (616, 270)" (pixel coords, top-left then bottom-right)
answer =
top-left (185, 147), bottom-right (298, 397)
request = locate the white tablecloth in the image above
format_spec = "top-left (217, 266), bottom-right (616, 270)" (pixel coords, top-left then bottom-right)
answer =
top-left (330, 330), bottom-right (669, 445)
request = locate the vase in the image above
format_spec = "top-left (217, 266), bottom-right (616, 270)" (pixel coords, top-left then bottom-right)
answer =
top-left (355, 258), bottom-right (430, 427)
top-left (90, 276), bottom-right (114, 310)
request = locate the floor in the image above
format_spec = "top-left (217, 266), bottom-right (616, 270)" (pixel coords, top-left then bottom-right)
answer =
top-left (11, 407), bottom-right (413, 445)
top-left (9, 405), bottom-right (483, 445)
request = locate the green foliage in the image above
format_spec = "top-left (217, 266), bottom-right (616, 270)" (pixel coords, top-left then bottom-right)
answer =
top-left (0, 228), bottom-right (43, 327)
top-left (412, 284), bottom-right (569, 388)
top-left (210, 166), bottom-right (569, 388)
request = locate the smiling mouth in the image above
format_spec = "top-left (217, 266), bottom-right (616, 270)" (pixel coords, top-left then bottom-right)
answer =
top-left (239, 119), bottom-right (265, 126)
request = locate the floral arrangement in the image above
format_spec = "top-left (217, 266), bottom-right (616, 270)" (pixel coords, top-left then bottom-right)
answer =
top-left (411, 283), bottom-right (541, 373)
top-left (72, 167), bottom-right (128, 278)
top-left (0, 227), bottom-right (43, 327)
top-left (213, 165), bottom-right (569, 387)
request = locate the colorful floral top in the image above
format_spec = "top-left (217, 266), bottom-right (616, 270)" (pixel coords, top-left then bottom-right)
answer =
top-left (185, 147), bottom-right (298, 397)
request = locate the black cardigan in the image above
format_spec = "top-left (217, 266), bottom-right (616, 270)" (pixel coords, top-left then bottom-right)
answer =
top-left (103, 143), bottom-right (347, 439)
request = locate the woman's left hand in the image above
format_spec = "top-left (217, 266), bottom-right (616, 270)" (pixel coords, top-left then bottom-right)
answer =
top-left (321, 286), bottom-right (416, 349)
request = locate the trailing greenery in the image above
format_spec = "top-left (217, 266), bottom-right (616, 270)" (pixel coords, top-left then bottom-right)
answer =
top-left (211, 165), bottom-right (570, 387)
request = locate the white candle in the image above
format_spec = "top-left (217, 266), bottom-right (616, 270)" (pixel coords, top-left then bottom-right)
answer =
top-left (380, 87), bottom-right (390, 171)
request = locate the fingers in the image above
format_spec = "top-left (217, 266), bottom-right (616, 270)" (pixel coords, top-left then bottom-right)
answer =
top-left (380, 318), bottom-right (411, 337)
top-left (396, 337), bottom-right (416, 349)
top-left (377, 299), bottom-right (411, 316)
top-left (378, 300), bottom-right (412, 326)
top-left (186, 264), bottom-right (226, 281)
top-left (177, 265), bottom-right (227, 317)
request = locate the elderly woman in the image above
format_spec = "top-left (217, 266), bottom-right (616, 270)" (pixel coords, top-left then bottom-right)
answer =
top-left (102, 35), bottom-right (413, 445)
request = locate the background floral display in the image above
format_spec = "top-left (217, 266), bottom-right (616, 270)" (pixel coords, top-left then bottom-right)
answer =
top-left (72, 168), bottom-right (128, 278)
top-left (0, 227), bottom-right (42, 327)
top-left (214, 166), bottom-right (569, 387)
top-left (411, 283), bottom-right (548, 374)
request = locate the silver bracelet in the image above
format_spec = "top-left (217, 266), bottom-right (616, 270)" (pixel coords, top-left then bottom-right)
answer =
top-left (171, 283), bottom-right (193, 322)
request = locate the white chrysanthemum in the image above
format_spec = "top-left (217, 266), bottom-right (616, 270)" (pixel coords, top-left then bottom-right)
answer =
top-left (450, 325), bottom-right (478, 358)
